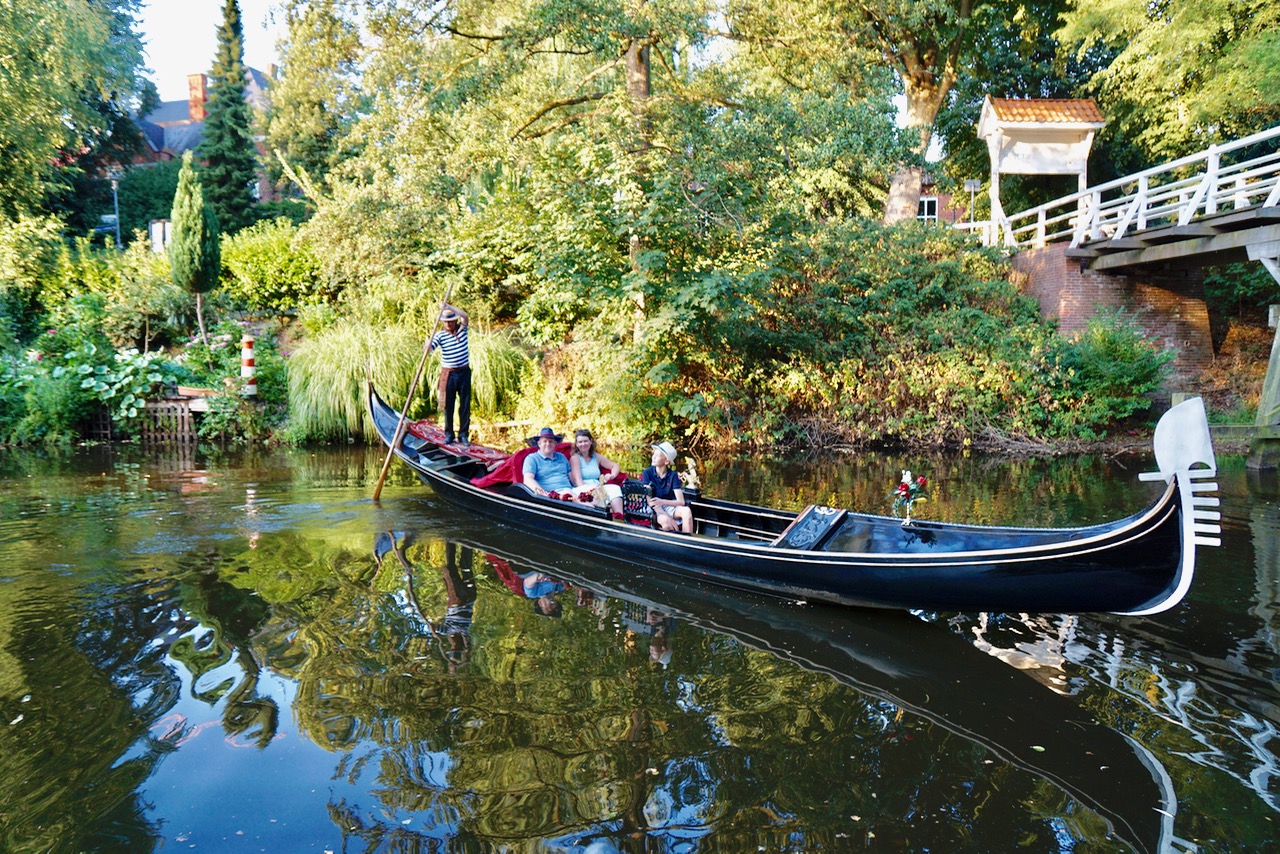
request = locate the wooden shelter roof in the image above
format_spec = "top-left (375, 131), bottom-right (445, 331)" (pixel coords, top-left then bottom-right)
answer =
top-left (985, 98), bottom-right (1105, 126)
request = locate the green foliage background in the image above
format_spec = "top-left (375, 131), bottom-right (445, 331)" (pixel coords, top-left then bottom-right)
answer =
top-left (6, 0), bottom-right (1264, 448)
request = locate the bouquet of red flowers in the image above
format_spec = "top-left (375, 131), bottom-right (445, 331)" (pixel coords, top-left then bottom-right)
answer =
top-left (889, 470), bottom-right (928, 523)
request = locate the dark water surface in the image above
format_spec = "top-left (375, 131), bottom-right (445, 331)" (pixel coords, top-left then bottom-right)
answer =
top-left (0, 443), bottom-right (1275, 852)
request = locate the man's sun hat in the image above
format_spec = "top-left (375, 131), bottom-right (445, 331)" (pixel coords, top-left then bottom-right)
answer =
top-left (440, 307), bottom-right (462, 322)
top-left (526, 427), bottom-right (563, 446)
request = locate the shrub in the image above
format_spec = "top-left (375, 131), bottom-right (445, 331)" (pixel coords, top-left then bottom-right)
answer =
top-left (221, 218), bottom-right (331, 317)
top-left (0, 339), bottom-right (31, 442)
top-left (172, 321), bottom-right (289, 444)
top-left (100, 239), bottom-right (189, 351)
top-left (50, 237), bottom-right (190, 351)
top-left (58, 344), bottom-right (188, 437)
top-left (642, 219), bottom-right (1061, 448)
top-left (1047, 310), bottom-right (1175, 439)
top-left (524, 219), bottom-right (1172, 449)
top-left (11, 369), bottom-right (94, 445)
top-left (197, 392), bottom-right (275, 446)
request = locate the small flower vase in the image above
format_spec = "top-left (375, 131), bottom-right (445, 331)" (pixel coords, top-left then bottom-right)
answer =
top-left (902, 501), bottom-right (913, 526)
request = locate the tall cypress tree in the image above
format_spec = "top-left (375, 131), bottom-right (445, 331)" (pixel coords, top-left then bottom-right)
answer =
top-left (200, 0), bottom-right (257, 234)
top-left (170, 151), bottom-right (221, 347)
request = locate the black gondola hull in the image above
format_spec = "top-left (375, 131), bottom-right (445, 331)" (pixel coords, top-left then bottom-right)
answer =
top-left (369, 385), bottom-right (1209, 614)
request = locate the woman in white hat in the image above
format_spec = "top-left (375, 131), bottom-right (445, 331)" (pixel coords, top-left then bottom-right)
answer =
top-left (641, 441), bottom-right (693, 533)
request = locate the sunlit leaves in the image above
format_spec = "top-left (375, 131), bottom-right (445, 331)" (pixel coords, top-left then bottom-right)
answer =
top-left (266, 0), bottom-right (365, 190)
top-left (0, 0), bottom-right (145, 216)
top-left (1058, 0), bottom-right (1280, 158)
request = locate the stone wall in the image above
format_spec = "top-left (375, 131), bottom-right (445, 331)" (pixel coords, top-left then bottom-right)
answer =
top-left (1012, 244), bottom-right (1214, 389)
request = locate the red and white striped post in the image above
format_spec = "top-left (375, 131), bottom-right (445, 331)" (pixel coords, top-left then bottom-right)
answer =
top-left (240, 335), bottom-right (257, 397)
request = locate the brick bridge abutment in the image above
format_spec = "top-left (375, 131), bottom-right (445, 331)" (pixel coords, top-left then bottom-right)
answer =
top-left (1011, 244), bottom-right (1214, 396)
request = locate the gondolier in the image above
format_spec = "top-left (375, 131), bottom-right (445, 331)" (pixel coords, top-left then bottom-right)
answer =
top-left (428, 303), bottom-right (471, 445)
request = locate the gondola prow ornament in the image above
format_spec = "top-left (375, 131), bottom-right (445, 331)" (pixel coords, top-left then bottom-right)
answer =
top-left (1129, 395), bottom-right (1221, 615)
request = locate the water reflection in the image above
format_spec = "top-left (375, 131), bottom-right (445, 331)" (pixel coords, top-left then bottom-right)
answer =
top-left (0, 445), bottom-right (1277, 851)
top-left (350, 526), bottom-right (1171, 851)
top-left (376, 534), bottom-right (476, 672)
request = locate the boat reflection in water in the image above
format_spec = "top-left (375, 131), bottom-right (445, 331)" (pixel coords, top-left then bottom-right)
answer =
top-left (381, 523), bottom-right (1183, 853)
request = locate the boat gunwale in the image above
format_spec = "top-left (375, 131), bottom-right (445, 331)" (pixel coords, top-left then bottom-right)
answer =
top-left (405, 437), bottom-right (1181, 569)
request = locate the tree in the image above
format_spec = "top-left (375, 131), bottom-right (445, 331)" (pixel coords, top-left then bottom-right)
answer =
top-left (726, 0), bottom-right (982, 223)
top-left (850, 0), bottom-right (978, 224)
top-left (200, 0), bottom-right (259, 234)
top-left (265, 0), bottom-right (364, 191)
top-left (118, 160), bottom-right (184, 239)
top-left (0, 0), bottom-right (146, 218)
top-left (1058, 0), bottom-right (1280, 161)
top-left (170, 152), bottom-right (221, 346)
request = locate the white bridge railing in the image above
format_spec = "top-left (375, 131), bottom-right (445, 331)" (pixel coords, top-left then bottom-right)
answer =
top-left (960, 123), bottom-right (1280, 249)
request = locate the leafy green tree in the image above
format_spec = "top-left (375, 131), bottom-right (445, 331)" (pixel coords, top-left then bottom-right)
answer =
top-left (265, 0), bottom-right (364, 191)
top-left (0, 0), bottom-right (146, 217)
top-left (200, 0), bottom-right (259, 233)
top-left (827, 0), bottom-right (983, 223)
top-left (99, 240), bottom-right (187, 351)
top-left (1059, 0), bottom-right (1280, 161)
top-left (0, 214), bottom-right (70, 350)
top-left (45, 102), bottom-right (148, 238)
top-left (117, 160), bottom-right (184, 239)
top-left (169, 152), bottom-right (222, 346)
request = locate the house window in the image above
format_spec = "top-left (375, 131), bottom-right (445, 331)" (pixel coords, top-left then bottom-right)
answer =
top-left (918, 196), bottom-right (939, 223)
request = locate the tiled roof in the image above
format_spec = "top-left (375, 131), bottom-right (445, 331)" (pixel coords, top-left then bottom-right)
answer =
top-left (988, 98), bottom-right (1104, 124)
top-left (163, 123), bottom-right (204, 155)
top-left (141, 67), bottom-right (270, 127)
top-left (145, 100), bottom-right (194, 126)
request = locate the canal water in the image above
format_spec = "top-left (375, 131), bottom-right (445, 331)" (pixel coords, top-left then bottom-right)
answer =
top-left (0, 442), bottom-right (1274, 851)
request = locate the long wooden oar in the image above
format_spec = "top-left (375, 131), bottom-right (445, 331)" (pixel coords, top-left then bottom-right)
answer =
top-left (372, 284), bottom-right (454, 501)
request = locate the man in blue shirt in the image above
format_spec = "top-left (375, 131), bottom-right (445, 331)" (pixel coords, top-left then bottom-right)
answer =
top-left (428, 303), bottom-right (470, 445)
top-left (522, 427), bottom-right (573, 497)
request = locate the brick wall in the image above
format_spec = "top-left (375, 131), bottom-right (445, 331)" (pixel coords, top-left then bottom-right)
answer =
top-left (1012, 244), bottom-right (1213, 389)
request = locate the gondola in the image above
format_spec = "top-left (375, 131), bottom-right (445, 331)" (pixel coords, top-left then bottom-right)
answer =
top-left (368, 383), bottom-right (1221, 614)
top-left (417, 526), bottom-right (1179, 854)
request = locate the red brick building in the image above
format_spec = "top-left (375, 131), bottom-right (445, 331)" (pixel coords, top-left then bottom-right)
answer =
top-left (135, 68), bottom-right (276, 203)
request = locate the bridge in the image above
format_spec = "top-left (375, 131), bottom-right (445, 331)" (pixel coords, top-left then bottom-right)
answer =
top-left (967, 123), bottom-right (1280, 278)
top-left (961, 123), bottom-right (1280, 465)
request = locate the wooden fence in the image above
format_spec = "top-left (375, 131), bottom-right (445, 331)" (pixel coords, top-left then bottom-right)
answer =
top-left (141, 399), bottom-right (197, 445)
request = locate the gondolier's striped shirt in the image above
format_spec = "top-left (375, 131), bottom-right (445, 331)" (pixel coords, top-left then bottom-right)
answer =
top-left (431, 328), bottom-right (470, 368)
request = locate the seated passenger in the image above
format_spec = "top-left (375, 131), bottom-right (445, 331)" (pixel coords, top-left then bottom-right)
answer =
top-left (570, 429), bottom-right (625, 519)
top-left (522, 427), bottom-right (573, 497)
top-left (642, 441), bottom-right (694, 533)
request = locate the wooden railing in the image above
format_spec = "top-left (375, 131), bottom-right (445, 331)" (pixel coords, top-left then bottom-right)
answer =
top-left (963, 123), bottom-right (1280, 249)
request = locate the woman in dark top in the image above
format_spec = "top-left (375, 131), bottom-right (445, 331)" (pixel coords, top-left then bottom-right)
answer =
top-left (641, 441), bottom-right (693, 533)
